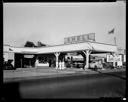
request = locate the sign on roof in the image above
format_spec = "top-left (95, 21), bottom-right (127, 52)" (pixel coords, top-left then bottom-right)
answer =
top-left (64, 33), bottom-right (95, 44)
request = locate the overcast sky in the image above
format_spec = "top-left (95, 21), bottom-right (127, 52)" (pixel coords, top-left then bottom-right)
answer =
top-left (4, 1), bottom-right (126, 49)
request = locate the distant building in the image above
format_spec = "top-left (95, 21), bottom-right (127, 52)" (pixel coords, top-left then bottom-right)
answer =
top-left (3, 44), bottom-right (15, 66)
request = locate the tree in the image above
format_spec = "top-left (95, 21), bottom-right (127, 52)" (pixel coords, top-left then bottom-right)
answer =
top-left (36, 41), bottom-right (46, 47)
top-left (24, 41), bottom-right (35, 47)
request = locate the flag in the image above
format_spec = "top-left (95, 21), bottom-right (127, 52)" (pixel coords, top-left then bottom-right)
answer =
top-left (9, 48), bottom-right (13, 51)
top-left (108, 28), bottom-right (114, 34)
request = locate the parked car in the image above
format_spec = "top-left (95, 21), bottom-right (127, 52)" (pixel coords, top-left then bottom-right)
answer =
top-left (3, 60), bottom-right (16, 70)
top-left (102, 62), bottom-right (114, 69)
top-left (89, 60), bottom-right (103, 71)
top-left (73, 62), bottom-right (84, 68)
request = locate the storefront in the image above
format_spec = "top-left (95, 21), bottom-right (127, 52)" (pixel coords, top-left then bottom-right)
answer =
top-left (14, 53), bottom-right (37, 68)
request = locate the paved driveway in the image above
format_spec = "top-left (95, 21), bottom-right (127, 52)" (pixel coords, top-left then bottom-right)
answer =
top-left (3, 67), bottom-right (125, 82)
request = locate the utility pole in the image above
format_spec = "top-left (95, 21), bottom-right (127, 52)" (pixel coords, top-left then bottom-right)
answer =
top-left (114, 37), bottom-right (116, 45)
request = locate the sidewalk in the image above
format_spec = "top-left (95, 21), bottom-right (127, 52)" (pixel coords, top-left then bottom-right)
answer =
top-left (4, 67), bottom-right (126, 82)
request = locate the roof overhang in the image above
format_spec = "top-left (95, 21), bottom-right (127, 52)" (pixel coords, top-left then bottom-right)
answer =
top-left (4, 42), bottom-right (117, 54)
top-left (89, 42), bottom-right (117, 53)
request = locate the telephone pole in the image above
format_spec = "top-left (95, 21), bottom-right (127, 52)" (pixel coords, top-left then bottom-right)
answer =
top-left (114, 37), bottom-right (116, 45)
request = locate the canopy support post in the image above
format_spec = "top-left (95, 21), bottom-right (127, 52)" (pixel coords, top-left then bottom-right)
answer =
top-left (112, 52), bottom-right (116, 68)
top-left (54, 52), bottom-right (60, 69)
top-left (82, 50), bottom-right (92, 70)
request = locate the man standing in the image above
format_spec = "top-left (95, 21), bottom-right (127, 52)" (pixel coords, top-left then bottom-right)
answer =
top-left (49, 59), bottom-right (52, 67)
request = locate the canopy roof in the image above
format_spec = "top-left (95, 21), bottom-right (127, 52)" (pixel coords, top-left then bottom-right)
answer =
top-left (4, 41), bottom-right (117, 54)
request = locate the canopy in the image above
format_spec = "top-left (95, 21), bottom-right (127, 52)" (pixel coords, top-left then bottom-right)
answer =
top-left (4, 41), bottom-right (117, 54)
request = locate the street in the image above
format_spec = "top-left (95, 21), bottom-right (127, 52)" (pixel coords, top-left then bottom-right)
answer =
top-left (3, 70), bottom-right (126, 99)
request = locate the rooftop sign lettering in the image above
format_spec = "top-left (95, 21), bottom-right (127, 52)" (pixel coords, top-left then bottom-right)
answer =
top-left (64, 33), bottom-right (95, 44)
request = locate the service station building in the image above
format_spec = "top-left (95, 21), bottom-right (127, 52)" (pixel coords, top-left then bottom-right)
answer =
top-left (3, 34), bottom-right (125, 70)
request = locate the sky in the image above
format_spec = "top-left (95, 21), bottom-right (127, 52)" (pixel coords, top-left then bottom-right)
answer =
top-left (4, 1), bottom-right (126, 49)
